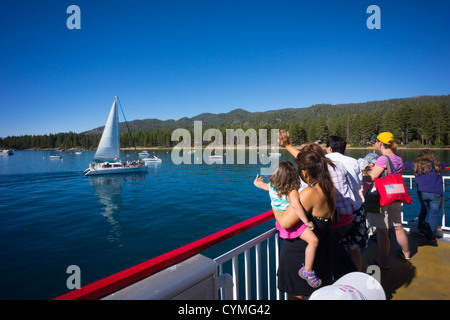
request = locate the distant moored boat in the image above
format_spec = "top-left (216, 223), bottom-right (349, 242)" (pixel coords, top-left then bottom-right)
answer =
top-left (0, 150), bottom-right (13, 156)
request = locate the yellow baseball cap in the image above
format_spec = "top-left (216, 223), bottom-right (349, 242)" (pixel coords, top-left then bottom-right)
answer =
top-left (377, 132), bottom-right (394, 144)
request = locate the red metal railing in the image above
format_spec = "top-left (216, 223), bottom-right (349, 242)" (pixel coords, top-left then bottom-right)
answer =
top-left (54, 210), bottom-right (274, 300)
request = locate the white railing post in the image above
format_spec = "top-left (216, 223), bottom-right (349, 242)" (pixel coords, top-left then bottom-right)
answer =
top-left (244, 249), bottom-right (251, 299)
top-left (255, 243), bottom-right (262, 300)
top-left (232, 256), bottom-right (239, 300)
top-left (266, 238), bottom-right (271, 300)
top-left (275, 233), bottom-right (281, 300)
top-left (442, 177), bottom-right (448, 230)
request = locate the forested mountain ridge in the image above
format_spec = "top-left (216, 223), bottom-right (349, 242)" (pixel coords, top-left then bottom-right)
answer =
top-left (2, 95), bottom-right (449, 150)
top-left (84, 95), bottom-right (450, 135)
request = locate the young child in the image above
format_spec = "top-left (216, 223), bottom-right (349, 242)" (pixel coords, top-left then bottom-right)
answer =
top-left (358, 158), bottom-right (380, 239)
top-left (404, 149), bottom-right (447, 242)
top-left (357, 153), bottom-right (380, 207)
top-left (254, 161), bottom-right (321, 288)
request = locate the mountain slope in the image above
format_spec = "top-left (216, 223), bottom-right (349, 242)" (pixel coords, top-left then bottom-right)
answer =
top-left (83, 95), bottom-right (450, 134)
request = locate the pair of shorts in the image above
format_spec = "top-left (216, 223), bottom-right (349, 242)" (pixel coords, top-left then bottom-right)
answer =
top-left (276, 221), bottom-right (308, 239)
top-left (341, 205), bottom-right (368, 250)
top-left (369, 202), bottom-right (402, 229)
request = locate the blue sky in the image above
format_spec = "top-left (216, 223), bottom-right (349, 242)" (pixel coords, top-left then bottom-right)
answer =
top-left (1, 0), bottom-right (449, 137)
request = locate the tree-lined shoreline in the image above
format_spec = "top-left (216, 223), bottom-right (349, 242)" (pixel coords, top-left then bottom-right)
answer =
top-left (2, 95), bottom-right (449, 150)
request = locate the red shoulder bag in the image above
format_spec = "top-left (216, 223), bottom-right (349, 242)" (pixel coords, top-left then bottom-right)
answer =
top-left (374, 156), bottom-right (412, 207)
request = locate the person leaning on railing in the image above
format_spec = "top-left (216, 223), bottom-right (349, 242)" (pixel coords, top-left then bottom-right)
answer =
top-left (364, 132), bottom-right (411, 269)
top-left (403, 149), bottom-right (447, 243)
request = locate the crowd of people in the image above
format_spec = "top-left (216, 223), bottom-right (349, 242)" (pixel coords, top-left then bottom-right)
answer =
top-left (124, 160), bottom-right (146, 167)
top-left (254, 130), bottom-right (447, 300)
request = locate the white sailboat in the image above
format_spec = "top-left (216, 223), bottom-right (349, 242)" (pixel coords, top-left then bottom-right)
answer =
top-left (84, 97), bottom-right (148, 176)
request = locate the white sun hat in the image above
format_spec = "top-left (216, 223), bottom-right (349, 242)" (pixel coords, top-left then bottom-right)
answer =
top-left (309, 272), bottom-right (386, 300)
top-left (357, 158), bottom-right (370, 171)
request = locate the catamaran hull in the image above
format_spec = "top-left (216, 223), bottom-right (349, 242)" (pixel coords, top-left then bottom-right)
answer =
top-left (84, 166), bottom-right (148, 176)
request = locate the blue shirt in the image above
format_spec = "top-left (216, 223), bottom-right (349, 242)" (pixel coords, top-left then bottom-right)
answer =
top-left (403, 161), bottom-right (446, 195)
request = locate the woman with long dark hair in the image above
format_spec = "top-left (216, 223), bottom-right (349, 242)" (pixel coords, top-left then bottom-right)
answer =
top-left (254, 161), bottom-right (321, 288)
top-left (273, 150), bottom-right (336, 299)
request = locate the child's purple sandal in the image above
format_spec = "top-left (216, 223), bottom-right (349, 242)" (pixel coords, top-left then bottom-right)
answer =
top-left (298, 266), bottom-right (322, 288)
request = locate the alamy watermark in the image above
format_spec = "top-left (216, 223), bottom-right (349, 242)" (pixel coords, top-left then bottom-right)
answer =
top-left (66, 265), bottom-right (81, 290)
top-left (367, 5), bottom-right (381, 30)
top-left (66, 5), bottom-right (81, 30)
top-left (171, 121), bottom-right (280, 175)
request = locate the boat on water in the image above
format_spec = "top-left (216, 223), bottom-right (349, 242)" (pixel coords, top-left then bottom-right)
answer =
top-left (142, 155), bottom-right (162, 164)
top-left (49, 155), bottom-right (62, 159)
top-left (0, 150), bottom-right (13, 156)
top-left (138, 151), bottom-right (150, 158)
top-left (83, 96), bottom-right (147, 176)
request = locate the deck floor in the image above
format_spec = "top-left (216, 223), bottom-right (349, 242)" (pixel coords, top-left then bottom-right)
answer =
top-left (362, 230), bottom-right (450, 300)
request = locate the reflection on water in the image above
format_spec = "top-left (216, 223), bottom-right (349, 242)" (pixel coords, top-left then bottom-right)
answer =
top-left (144, 161), bottom-right (162, 172)
top-left (89, 173), bottom-right (146, 245)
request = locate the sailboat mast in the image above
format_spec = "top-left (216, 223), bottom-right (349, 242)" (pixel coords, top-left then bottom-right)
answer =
top-left (117, 96), bottom-right (139, 157)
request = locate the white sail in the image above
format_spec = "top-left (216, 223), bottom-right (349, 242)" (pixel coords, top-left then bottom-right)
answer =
top-left (94, 97), bottom-right (120, 161)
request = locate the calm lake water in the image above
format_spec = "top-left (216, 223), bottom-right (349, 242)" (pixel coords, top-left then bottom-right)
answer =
top-left (0, 148), bottom-right (449, 299)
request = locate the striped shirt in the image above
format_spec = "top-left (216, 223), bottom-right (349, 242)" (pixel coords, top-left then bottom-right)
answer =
top-left (326, 152), bottom-right (363, 209)
top-left (327, 161), bottom-right (354, 227)
top-left (269, 183), bottom-right (290, 211)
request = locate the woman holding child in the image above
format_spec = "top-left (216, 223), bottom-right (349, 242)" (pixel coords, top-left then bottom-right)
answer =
top-left (271, 150), bottom-right (336, 299)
